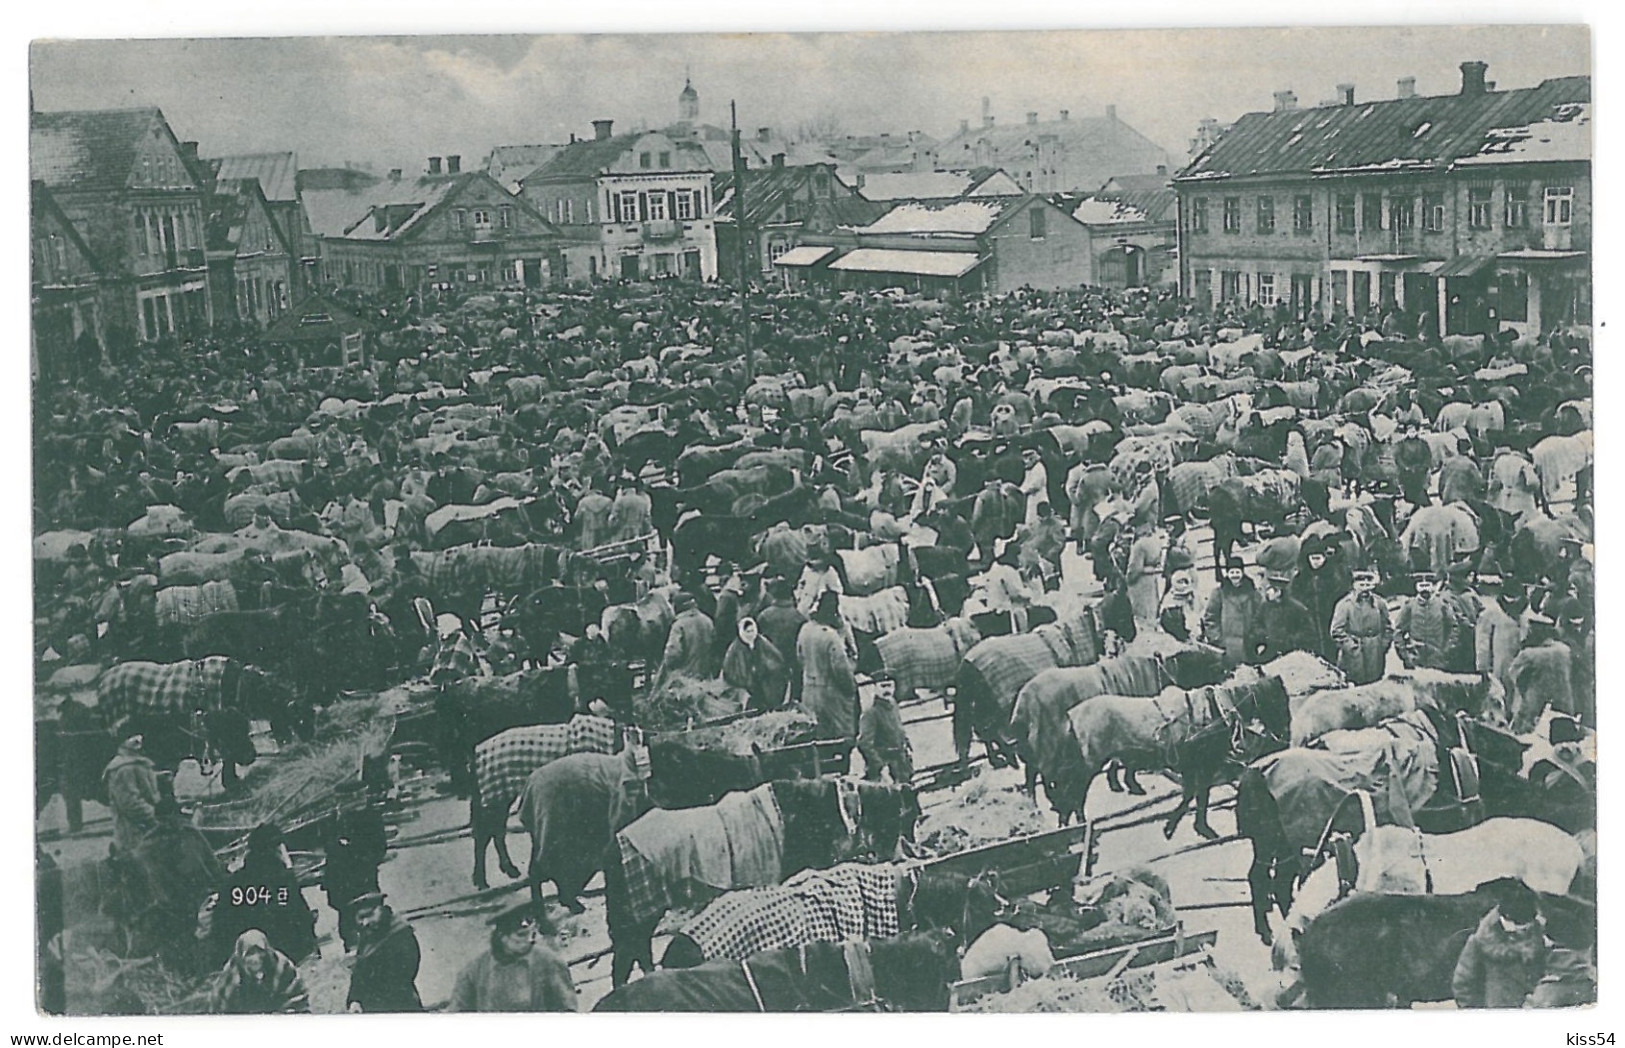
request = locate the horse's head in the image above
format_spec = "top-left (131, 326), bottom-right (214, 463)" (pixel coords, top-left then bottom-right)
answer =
top-left (242, 666), bottom-right (313, 744)
top-left (1253, 676), bottom-right (1293, 743)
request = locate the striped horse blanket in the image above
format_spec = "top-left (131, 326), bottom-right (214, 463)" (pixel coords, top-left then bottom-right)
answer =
top-left (157, 549), bottom-right (243, 586)
top-left (98, 657), bottom-right (235, 726)
top-left (223, 491), bottom-right (300, 529)
top-left (474, 714), bottom-right (620, 814)
top-left (1165, 456), bottom-right (1237, 513)
top-left (155, 580), bottom-right (239, 631)
top-left (679, 862), bottom-right (901, 963)
top-left (874, 618), bottom-right (982, 700)
top-left (836, 544), bottom-right (901, 597)
top-left (839, 587), bottom-right (910, 638)
top-left (1012, 653), bottom-right (1171, 785)
top-left (617, 784), bottom-right (785, 928)
top-left (960, 609), bottom-right (1103, 726)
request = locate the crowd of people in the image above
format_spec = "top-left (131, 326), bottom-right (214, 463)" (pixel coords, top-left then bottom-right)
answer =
top-left (35, 273), bottom-right (1594, 1012)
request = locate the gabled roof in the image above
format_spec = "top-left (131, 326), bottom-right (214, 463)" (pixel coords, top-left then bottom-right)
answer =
top-left (520, 133), bottom-right (711, 183)
top-left (932, 114), bottom-right (1172, 182)
top-left (1063, 175), bottom-right (1177, 226)
top-left (213, 152), bottom-right (299, 202)
top-left (264, 292), bottom-right (372, 343)
top-left (334, 172), bottom-right (560, 242)
top-left (1456, 102), bottom-right (1590, 166)
top-left (853, 199), bottom-right (1016, 237)
top-left (858, 167), bottom-right (1021, 203)
top-left (1179, 75), bottom-right (1590, 181)
top-left (206, 177), bottom-right (293, 256)
top-left (30, 107), bottom-right (196, 193)
top-left (31, 179), bottom-right (106, 277)
top-left (711, 163), bottom-right (879, 229)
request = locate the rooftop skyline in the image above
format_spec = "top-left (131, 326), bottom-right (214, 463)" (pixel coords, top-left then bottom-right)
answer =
top-left (30, 26), bottom-right (1590, 176)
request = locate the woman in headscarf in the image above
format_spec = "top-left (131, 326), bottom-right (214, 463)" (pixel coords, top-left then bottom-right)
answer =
top-left (793, 591), bottom-right (860, 742)
top-left (209, 930), bottom-right (310, 1014)
top-left (1157, 567), bottom-right (1202, 643)
top-left (721, 616), bottom-right (790, 712)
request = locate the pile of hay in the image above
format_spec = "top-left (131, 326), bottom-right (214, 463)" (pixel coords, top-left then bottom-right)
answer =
top-left (636, 676), bottom-right (747, 732)
top-left (298, 953), bottom-right (354, 1014)
top-left (64, 948), bottom-right (211, 1015)
top-left (915, 770), bottom-right (1049, 857)
top-left (966, 963), bottom-right (1256, 1013)
top-left (680, 709), bottom-right (818, 755)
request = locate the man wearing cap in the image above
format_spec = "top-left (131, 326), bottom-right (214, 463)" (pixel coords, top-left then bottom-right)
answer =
top-left (1393, 422), bottom-right (1434, 510)
top-left (1256, 571), bottom-right (1316, 663)
top-left (1291, 536), bottom-right (1351, 662)
top-left (857, 672), bottom-right (913, 785)
top-left (448, 901), bottom-right (577, 1012)
top-left (755, 576), bottom-right (808, 683)
top-left (608, 475), bottom-right (652, 545)
top-left (1200, 556), bottom-right (1265, 670)
top-left (654, 590), bottom-right (716, 691)
top-left (1330, 570), bottom-right (1393, 685)
top-left (1394, 571), bottom-right (1462, 671)
top-left (1505, 615), bottom-right (1575, 734)
top-left (1440, 561), bottom-right (1485, 673)
top-left (346, 892), bottom-right (424, 1013)
top-left (1451, 885), bottom-right (1549, 1009)
top-left (794, 591), bottom-right (860, 742)
top-left (574, 481), bottom-right (614, 552)
top-left (1475, 576), bottom-right (1526, 696)
top-left (1438, 438), bottom-right (1486, 505)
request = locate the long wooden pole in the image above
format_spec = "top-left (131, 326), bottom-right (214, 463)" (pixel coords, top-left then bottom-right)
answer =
top-left (731, 100), bottom-right (754, 383)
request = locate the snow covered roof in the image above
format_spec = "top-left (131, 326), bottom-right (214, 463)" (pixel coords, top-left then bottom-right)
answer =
top-left (855, 200), bottom-right (1009, 236)
top-left (1455, 102), bottom-right (1590, 166)
top-left (827, 248), bottom-right (984, 278)
top-left (1070, 197), bottom-right (1149, 225)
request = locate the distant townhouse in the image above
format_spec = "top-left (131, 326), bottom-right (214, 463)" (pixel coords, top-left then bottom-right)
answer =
top-left (711, 159), bottom-right (886, 282)
top-left (204, 177), bottom-right (297, 331)
top-left (787, 192), bottom-right (1092, 294)
top-left (31, 180), bottom-right (109, 377)
top-left (924, 102), bottom-right (1173, 195)
top-left (1057, 168), bottom-right (1179, 289)
top-left (211, 152), bottom-right (316, 285)
top-left (856, 167), bottom-right (1024, 205)
top-left (31, 106), bottom-right (214, 346)
top-left (1175, 62), bottom-right (1590, 338)
top-left (318, 157), bottom-right (564, 292)
top-left (519, 120), bottom-right (718, 282)
top-left (486, 144), bottom-right (564, 192)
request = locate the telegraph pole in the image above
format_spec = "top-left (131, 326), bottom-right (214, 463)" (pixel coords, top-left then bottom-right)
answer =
top-left (731, 100), bottom-right (755, 382)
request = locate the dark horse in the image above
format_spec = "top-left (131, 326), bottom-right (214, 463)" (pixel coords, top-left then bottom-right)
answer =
top-left (602, 778), bottom-right (919, 987)
top-left (594, 931), bottom-right (962, 1012)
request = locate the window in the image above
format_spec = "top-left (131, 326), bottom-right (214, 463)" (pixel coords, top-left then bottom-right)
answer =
top-left (1029, 207), bottom-right (1046, 239)
top-left (1469, 186), bottom-right (1493, 229)
top-left (1190, 197), bottom-right (1208, 234)
top-left (651, 253), bottom-right (671, 275)
top-left (1362, 193), bottom-right (1384, 231)
top-left (452, 209), bottom-right (465, 230)
top-left (767, 240), bottom-right (790, 271)
top-left (646, 191), bottom-right (668, 222)
top-left (51, 234), bottom-right (66, 271)
top-left (1544, 186), bottom-right (1574, 226)
top-left (564, 200), bottom-right (573, 224)
top-left (500, 206), bottom-right (512, 228)
top-left (617, 190), bottom-right (641, 223)
top-left (472, 209), bottom-right (491, 226)
top-left (1222, 197), bottom-right (1240, 233)
top-left (1257, 272), bottom-right (1276, 307)
top-left (658, 151), bottom-right (671, 167)
top-left (1293, 195), bottom-right (1313, 234)
top-left (1256, 196), bottom-right (1275, 234)
top-left (1220, 270), bottom-right (1241, 302)
top-left (134, 211), bottom-right (149, 255)
top-left (1336, 194), bottom-right (1356, 233)
top-left (1424, 194), bottom-right (1445, 232)
top-left (639, 152), bottom-right (652, 169)
top-left (1504, 184), bottom-right (1528, 228)
top-left (674, 190), bottom-right (695, 221)
top-left (1390, 195), bottom-right (1415, 232)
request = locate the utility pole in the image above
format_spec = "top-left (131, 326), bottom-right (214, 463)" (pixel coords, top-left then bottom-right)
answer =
top-left (731, 100), bottom-right (754, 382)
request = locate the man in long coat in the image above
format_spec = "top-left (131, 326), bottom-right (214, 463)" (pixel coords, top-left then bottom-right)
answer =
top-left (102, 734), bottom-right (160, 857)
top-left (1394, 572), bottom-right (1462, 670)
top-left (794, 592), bottom-right (859, 742)
top-left (346, 892), bottom-right (424, 1013)
top-left (654, 591), bottom-right (715, 689)
top-left (1393, 422), bottom-right (1434, 510)
top-left (1124, 518), bottom-right (1166, 625)
top-left (1200, 556), bottom-right (1264, 669)
top-left (575, 484), bottom-right (614, 551)
top-left (1505, 615), bottom-right (1575, 733)
top-left (1290, 536), bottom-right (1352, 661)
top-left (1330, 569), bottom-right (1393, 684)
top-left (1475, 577), bottom-right (1526, 696)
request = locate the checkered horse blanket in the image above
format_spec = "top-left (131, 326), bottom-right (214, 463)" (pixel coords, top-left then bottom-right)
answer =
top-left (874, 617), bottom-right (981, 700)
top-left (226, 460), bottom-right (306, 489)
top-left (154, 580), bottom-right (239, 631)
top-left (616, 784), bottom-right (785, 928)
top-left (474, 714), bottom-right (620, 814)
top-left (679, 862), bottom-right (902, 963)
top-left (97, 657), bottom-right (236, 729)
top-left (1165, 455), bottom-right (1238, 513)
top-left (223, 491), bottom-right (300, 529)
top-left (959, 608), bottom-right (1103, 726)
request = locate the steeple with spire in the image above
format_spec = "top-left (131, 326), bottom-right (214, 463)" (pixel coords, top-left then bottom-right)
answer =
top-left (678, 72), bottom-right (700, 123)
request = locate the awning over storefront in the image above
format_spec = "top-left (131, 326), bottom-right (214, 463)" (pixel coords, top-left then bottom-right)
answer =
top-left (772, 245), bottom-right (835, 268)
top-left (1431, 254), bottom-right (1496, 278)
top-left (1497, 250), bottom-right (1588, 264)
top-left (827, 248), bottom-right (985, 279)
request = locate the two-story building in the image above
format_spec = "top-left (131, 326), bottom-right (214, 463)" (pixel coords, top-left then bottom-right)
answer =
top-left (711, 159), bottom-right (886, 283)
top-left (318, 161), bottom-right (563, 293)
top-left (786, 193), bottom-right (1093, 295)
top-left (31, 180), bottom-right (108, 378)
top-left (1059, 169), bottom-right (1179, 289)
top-left (211, 152), bottom-right (318, 289)
top-left (1174, 63), bottom-right (1590, 337)
top-left (518, 121), bottom-right (719, 282)
top-left (204, 177), bottom-right (297, 331)
top-left (31, 106), bottom-right (214, 346)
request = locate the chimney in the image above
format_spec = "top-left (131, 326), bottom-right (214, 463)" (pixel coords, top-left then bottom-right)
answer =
top-left (772, 153), bottom-right (785, 169)
top-left (180, 141), bottom-right (199, 163)
top-left (1335, 84), bottom-right (1355, 106)
top-left (428, 156), bottom-right (442, 175)
top-left (1272, 90), bottom-right (1298, 112)
top-left (981, 96), bottom-right (993, 128)
top-left (1026, 111), bottom-right (1038, 125)
top-left (1397, 76), bottom-right (1417, 99)
top-left (1460, 61), bottom-right (1488, 96)
top-left (447, 155), bottom-right (461, 174)
top-left (757, 127), bottom-right (771, 142)
top-left (592, 119), bottom-right (614, 141)
top-left (1156, 164), bottom-right (1168, 176)
top-left (1106, 105), bottom-right (1117, 122)
top-left (388, 168), bottom-right (402, 183)
top-left (960, 119), bottom-right (970, 134)
top-left (1060, 109), bottom-right (1069, 122)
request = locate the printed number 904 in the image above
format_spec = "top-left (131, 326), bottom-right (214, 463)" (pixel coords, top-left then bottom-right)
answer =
top-left (229, 886), bottom-right (291, 906)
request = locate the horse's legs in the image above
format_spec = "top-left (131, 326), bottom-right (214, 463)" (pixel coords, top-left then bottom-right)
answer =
top-left (951, 699), bottom-right (974, 768)
top-left (1122, 764), bottom-right (1147, 796)
top-left (471, 798), bottom-right (490, 890)
top-left (1248, 851), bottom-right (1277, 945)
top-left (1104, 759), bottom-right (1126, 793)
top-left (490, 818), bottom-right (521, 882)
top-left (1163, 789), bottom-right (1193, 840)
top-left (1191, 785), bottom-right (1219, 840)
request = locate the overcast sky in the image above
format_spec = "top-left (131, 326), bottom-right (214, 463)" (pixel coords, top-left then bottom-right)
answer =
top-left (30, 25), bottom-right (1589, 175)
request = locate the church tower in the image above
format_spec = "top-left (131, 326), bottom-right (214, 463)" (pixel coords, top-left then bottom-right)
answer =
top-left (678, 76), bottom-right (700, 123)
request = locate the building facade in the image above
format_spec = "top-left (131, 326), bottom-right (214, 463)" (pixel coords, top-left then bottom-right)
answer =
top-left (520, 122), bottom-right (719, 282)
top-left (712, 159), bottom-right (886, 282)
top-left (211, 152), bottom-right (317, 290)
top-left (1060, 170), bottom-right (1179, 290)
top-left (31, 181), bottom-right (108, 378)
top-left (319, 168), bottom-right (563, 293)
top-left (1175, 64), bottom-right (1590, 337)
top-left (924, 104), bottom-right (1173, 195)
top-left (31, 107), bottom-right (214, 346)
top-left (205, 178), bottom-right (297, 331)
